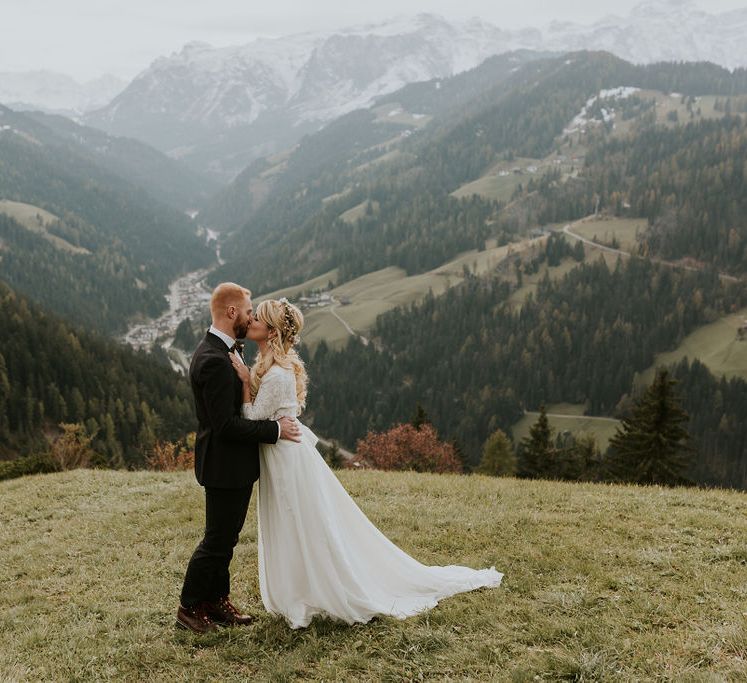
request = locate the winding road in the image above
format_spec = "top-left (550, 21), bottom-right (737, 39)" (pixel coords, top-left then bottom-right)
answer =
top-left (329, 303), bottom-right (369, 346)
top-left (562, 218), bottom-right (739, 283)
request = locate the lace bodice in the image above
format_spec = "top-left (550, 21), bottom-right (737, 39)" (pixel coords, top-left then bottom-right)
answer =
top-left (241, 365), bottom-right (300, 421)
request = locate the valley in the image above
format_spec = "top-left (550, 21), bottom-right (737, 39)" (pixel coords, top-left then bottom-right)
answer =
top-left (6, 8), bottom-right (747, 677)
top-left (4, 44), bottom-right (747, 489)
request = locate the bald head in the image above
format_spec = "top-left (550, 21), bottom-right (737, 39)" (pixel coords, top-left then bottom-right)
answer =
top-left (210, 282), bottom-right (253, 339)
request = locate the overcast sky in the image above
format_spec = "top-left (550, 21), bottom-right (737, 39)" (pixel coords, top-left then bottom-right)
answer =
top-left (2, 0), bottom-right (746, 81)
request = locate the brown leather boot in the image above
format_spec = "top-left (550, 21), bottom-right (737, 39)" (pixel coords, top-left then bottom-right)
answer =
top-left (204, 596), bottom-right (254, 626)
top-left (176, 603), bottom-right (218, 634)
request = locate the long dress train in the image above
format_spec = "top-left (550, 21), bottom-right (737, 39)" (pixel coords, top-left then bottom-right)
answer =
top-left (243, 365), bottom-right (503, 628)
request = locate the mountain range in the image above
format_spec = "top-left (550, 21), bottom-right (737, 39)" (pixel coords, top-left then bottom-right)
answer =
top-left (0, 71), bottom-right (126, 117)
top-left (80, 1), bottom-right (747, 180)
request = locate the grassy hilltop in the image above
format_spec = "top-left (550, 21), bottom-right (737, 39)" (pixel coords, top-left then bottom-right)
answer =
top-left (1, 470), bottom-right (745, 681)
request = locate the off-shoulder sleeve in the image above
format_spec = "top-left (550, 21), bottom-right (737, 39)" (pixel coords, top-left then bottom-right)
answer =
top-left (241, 369), bottom-right (295, 420)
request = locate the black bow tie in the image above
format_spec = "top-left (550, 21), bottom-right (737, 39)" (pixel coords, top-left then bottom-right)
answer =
top-left (230, 341), bottom-right (244, 357)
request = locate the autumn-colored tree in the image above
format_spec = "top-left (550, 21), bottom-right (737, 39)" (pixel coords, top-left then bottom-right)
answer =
top-left (354, 423), bottom-right (462, 474)
top-left (50, 423), bottom-right (96, 470)
top-left (146, 437), bottom-right (195, 472)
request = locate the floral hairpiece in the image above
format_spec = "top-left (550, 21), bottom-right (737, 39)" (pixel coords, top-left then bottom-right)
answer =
top-left (278, 297), bottom-right (300, 344)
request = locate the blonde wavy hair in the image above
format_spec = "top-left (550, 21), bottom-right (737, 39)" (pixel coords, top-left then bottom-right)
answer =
top-left (249, 298), bottom-right (308, 410)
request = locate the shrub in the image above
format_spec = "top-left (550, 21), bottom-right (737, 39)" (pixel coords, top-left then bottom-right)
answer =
top-left (50, 423), bottom-right (95, 470)
top-left (0, 453), bottom-right (59, 481)
top-left (146, 440), bottom-right (194, 472)
top-left (354, 423), bottom-right (462, 474)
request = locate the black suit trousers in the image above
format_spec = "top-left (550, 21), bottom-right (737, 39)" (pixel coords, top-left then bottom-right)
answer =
top-left (180, 485), bottom-right (254, 607)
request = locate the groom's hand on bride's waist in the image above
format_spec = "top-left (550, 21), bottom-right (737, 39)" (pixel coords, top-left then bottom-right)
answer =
top-left (279, 417), bottom-right (302, 442)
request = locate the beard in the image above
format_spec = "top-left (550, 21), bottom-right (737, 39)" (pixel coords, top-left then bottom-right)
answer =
top-left (233, 319), bottom-right (249, 339)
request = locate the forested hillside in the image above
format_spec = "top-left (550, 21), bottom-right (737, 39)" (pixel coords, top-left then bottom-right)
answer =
top-left (22, 110), bottom-right (219, 210)
top-left (193, 51), bottom-right (747, 488)
top-left (0, 282), bottom-right (194, 464)
top-left (197, 50), bottom-right (549, 233)
top-left (208, 52), bottom-right (747, 294)
top-left (4, 49), bottom-right (746, 489)
top-left (518, 116), bottom-right (747, 273)
top-left (306, 237), bottom-right (747, 488)
top-left (0, 107), bottom-right (214, 331)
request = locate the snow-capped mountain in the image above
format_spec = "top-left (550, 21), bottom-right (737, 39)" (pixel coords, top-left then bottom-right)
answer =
top-left (0, 71), bottom-right (126, 117)
top-left (544, 0), bottom-right (747, 68)
top-left (84, 2), bottom-right (747, 181)
top-left (84, 14), bottom-right (534, 180)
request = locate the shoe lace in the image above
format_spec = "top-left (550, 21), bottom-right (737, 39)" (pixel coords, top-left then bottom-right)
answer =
top-left (193, 605), bottom-right (214, 624)
top-left (219, 596), bottom-right (240, 617)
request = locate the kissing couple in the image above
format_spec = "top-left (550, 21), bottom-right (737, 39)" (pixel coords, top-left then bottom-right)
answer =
top-left (176, 282), bottom-right (502, 632)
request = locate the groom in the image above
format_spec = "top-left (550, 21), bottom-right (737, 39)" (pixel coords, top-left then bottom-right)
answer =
top-left (177, 282), bottom-right (301, 633)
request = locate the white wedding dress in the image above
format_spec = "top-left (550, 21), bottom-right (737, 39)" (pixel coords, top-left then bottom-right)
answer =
top-left (242, 365), bottom-right (503, 629)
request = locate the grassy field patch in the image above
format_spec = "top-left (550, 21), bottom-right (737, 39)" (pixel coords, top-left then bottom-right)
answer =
top-left (570, 217), bottom-right (647, 252)
top-left (638, 307), bottom-right (747, 384)
top-left (512, 404), bottom-right (621, 451)
top-left (372, 104), bottom-right (433, 128)
top-left (1, 469), bottom-right (745, 680)
top-left (284, 238), bottom-right (545, 349)
top-left (339, 200), bottom-right (378, 225)
top-left (508, 257), bottom-right (582, 308)
top-left (0, 199), bottom-right (90, 254)
top-left (451, 173), bottom-right (526, 202)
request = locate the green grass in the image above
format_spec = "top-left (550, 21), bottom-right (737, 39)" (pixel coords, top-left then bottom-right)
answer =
top-left (643, 90), bottom-right (727, 126)
top-left (512, 404), bottom-right (621, 452)
top-left (1, 469), bottom-right (745, 681)
top-left (260, 269), bottom-right (340, 301)
top-left (569, 218), bottom-right (647, 253)
top-left (451, 173), bottom-right (526, 202)
top-left (339, 200), bottom-right (379, 225)
top-left (286, 238), bottom-right (545, 349)
top-left (352, 149), bottom-right (407, 173)
top-left (508, 258), bottom-right (582, 308)
top-left (372, 104), bottom-right (433, 128)
top-left (637, 307), bottom-right (747, 385)
top-left (0, 199), bottom-right (90, 254)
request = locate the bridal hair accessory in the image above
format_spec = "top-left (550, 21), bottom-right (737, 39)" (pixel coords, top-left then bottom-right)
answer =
top-left (278, 298), bottom-right (300, 344)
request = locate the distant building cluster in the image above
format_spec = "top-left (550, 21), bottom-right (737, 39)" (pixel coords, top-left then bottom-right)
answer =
top-left (124, 268), bottom-right (211, 351)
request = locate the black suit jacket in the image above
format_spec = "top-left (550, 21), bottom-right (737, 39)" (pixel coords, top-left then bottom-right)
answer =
top-left (190, 331), bottom-right (279, 488)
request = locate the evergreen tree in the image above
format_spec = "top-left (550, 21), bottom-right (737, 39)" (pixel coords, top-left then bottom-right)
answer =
top-left (411, 404), bottom-right (431, 430)
top-left (607, 369), bottom-right (693, 485)
top-left (519, 405), bottom-right (554, 478)
top-left (173, 317), bottom-right (197, 352)
top-left (476, 429), bottom-right (517, 477)
top-left (450, 438), bottom-right (470, 473)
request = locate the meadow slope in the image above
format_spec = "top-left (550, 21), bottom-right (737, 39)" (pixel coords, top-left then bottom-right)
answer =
top-left (1, 470), bottom-right (745, 681)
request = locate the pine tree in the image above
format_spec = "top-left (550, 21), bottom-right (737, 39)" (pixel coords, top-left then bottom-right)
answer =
top-left (173, 317), bottom-right (197, 352)
top-left (449, 438), bottom-right (470, 473)
top-left (411, 404), bottom-right (431, 430)
top-left (607, 369), bottom-right (693, 486)
top-left (519, 405), bottom-right (554, 478)
top-left (477, 429), bottom-right (517, 477)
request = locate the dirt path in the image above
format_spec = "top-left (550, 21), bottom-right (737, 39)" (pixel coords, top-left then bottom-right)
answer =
top-left (562, 217), bottom-right (739, 283)
top-left (524, 410), bottom-right (620, 423)
top-left (315, 436), bottom-right (356, 462)
top-left (329, 302), bottom-right (369, 345)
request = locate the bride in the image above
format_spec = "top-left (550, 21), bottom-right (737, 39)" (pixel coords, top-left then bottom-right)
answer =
top-left (230, 297), bottom-right (502, 629)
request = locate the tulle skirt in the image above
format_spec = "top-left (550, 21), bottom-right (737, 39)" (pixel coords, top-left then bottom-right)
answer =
top-left (257, 424), bottom-right (503, 629)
